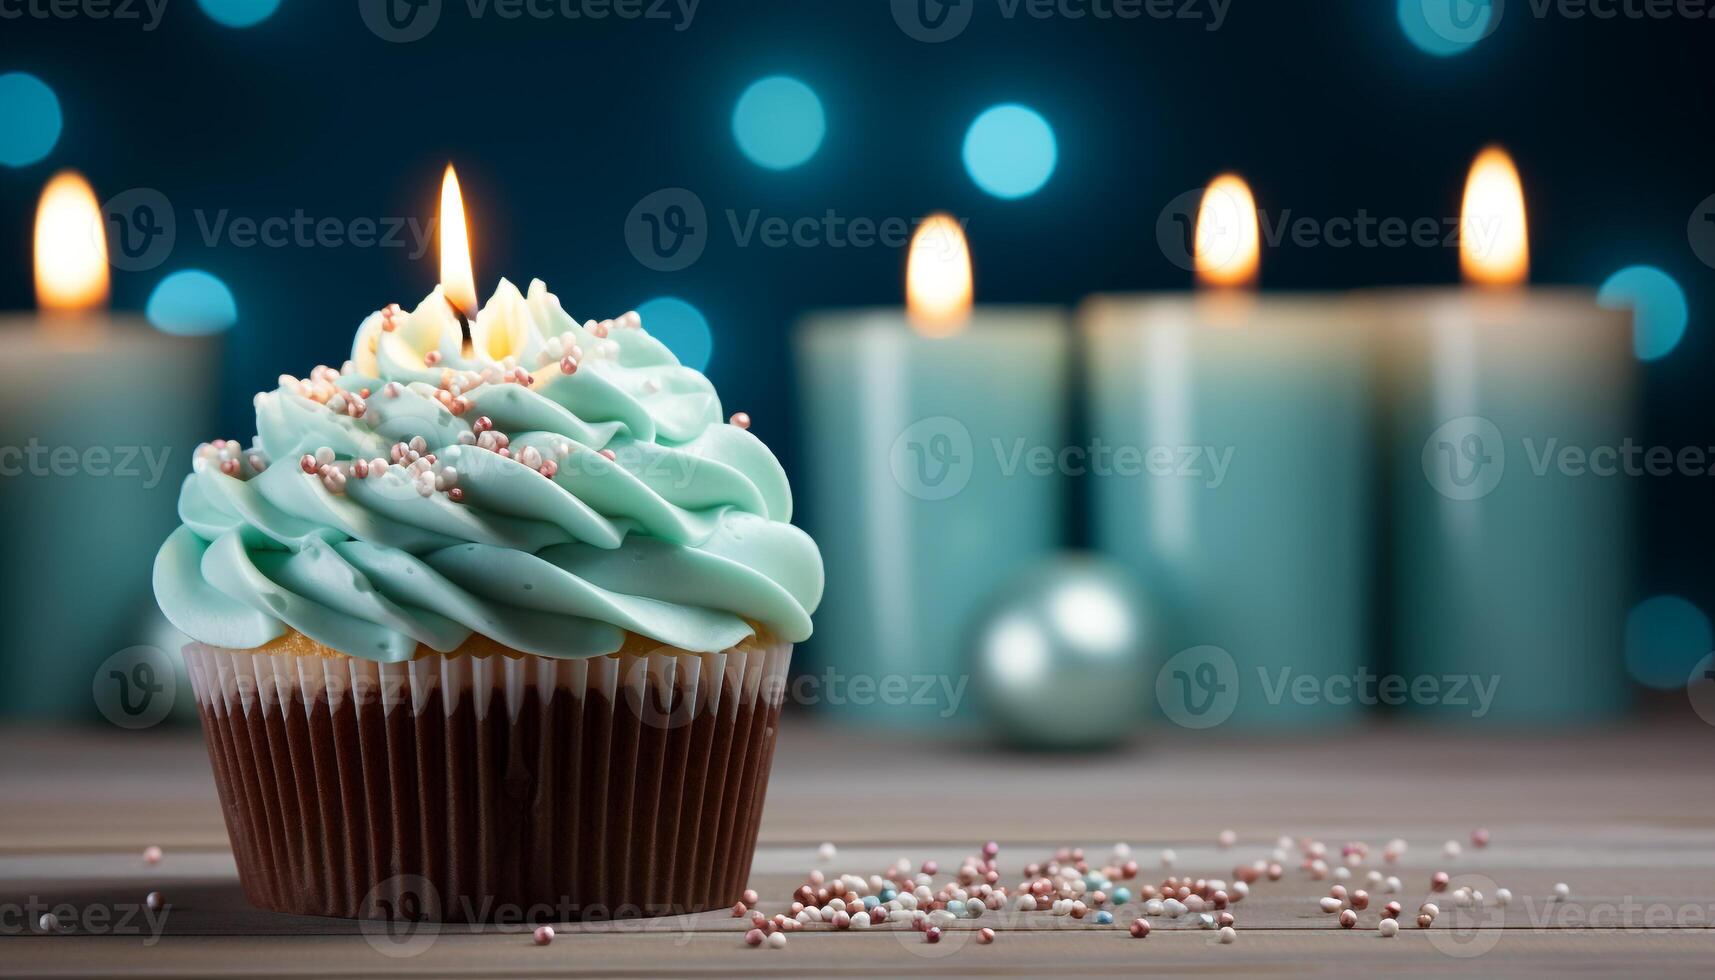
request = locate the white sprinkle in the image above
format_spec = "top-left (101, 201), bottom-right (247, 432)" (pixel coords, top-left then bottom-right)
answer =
top-left (1217, 829), bottom-right (1237, 848)
top-left (1197, 913), bottom-right (1216, 929)
top-left (1218, 925), bottom-right (1237, 944)
top-left (1334, 866), bottom-right (1352, 881)
top-left (1160, 848), bottom-right (1177, 868)
top-left (1142, 899), bottom-right (1165, 916)
top-left (1420, 902), bottom-right (1440, 917)
top-left (38, 913), bottom-right (59, 933)
top-left (1443, 840), bottom-right (1462, 859)
top-left (1494, 888), bottom-right (1512, 907)
top-left (1554, 883), bottom-right (1571, 900)
top-left (1319, 897), bottom-right (1344, 913)
top-left (766, 931), bottom-right (787, 949)
top-left (851, 911), bottom-right (871, 929)
top-left (1379, 918), bottom-right (1399, 937)
top-left (1384, 876), bottom-right (1402, 894)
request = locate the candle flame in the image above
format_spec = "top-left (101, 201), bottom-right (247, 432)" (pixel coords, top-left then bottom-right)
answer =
top-left (1460, 146), bottom-right (1529, 288)
top-left (439, 164), bottom-right (477, 317)
top-left (1194, 174), bottom-right (1260, 289)
top-left (34, 171), bottom-right (110, 315)
top-left (906, 213), bottom-right (973, 337)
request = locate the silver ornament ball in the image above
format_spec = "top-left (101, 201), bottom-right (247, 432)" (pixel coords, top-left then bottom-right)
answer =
top-left (972, 554), bottom-right (1155, 749)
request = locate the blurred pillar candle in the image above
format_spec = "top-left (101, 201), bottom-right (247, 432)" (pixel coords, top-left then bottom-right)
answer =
top-left (0, 172), bottom-right (216, 720)
top-left (1374, 148), bottom-right (1633, 723)
top-left (796, 215), bottom-right (1069, 727)
top-left (1082, 175), bottom-right (1371, 730)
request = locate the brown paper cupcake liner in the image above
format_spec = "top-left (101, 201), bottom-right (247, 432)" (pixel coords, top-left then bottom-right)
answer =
top-left (183, 641), bottom-right (790, 922)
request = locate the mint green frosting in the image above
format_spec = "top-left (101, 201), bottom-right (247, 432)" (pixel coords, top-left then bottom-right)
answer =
top-left (154, 279), bottom-right (822, 662)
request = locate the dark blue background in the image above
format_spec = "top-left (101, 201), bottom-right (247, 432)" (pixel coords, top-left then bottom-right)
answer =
top-left (3, 0), bottom-right (1712, 607)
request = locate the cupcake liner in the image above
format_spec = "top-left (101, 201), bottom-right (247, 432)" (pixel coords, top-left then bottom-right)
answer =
top-left (183, 641), bottom-right (791, 922)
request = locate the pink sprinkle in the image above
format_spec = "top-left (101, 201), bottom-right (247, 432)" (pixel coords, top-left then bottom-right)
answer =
top-left (925, 926), bottom-right (941, 944)
top-left (142, 846), bottom-right (162, 865)
top-left (1129, 918), bottom-right (1150, 938)
top-left (730, 412), bottom-right (751, 430)
top-left (922, 860), bottom-right (939, 875)
top-left (594, 323), bottom-right (610, 338)
top-left (473, 416), bottom-right (493, 433)
top-left (1472, 828), bottom-right (1491, 848)
top-left (532, 925), bottom-right (554, 946)
top-left (1431, 872), bottom-right (1450, 892)
top-left (448, 488), bottom-right (466, 504)
top-left (742, 889), bottom-right (759, 906)
top-left (540, 460), bottom-right (558, 479)
top-left (299, 455), bottom-right (318, 474)
top-left (744, 928), bottom-right (764, 947)
top-left (424, 350), bottom-right (442, 366)
top-left (870, 905), bottom-right (888, 924)
top-left (560, 356), bottom-right (579, 375)
top-left (599, 449), bottom-right (616, 461)
top-left (732, 902), bottom-right (747, 917)
top-left (977, 926), bottom-right (996, 944)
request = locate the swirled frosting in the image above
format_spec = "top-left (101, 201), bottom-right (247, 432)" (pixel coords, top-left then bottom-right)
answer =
top-left (154, 279), bottom-right (822, 662)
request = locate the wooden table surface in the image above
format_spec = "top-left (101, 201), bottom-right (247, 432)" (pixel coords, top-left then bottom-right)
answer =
top-left (3, 716), bottom-right (1712, 977)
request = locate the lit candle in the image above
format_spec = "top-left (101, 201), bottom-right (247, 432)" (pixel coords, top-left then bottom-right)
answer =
top-left (796, 216), bottom-right (1069, 727)
top-left (0, 172), bottom-right (219, 719)
top-left (1375, 148), bottom-right (1634, 722)
top-left (439, 163), bottom-right (479, 323)
top-left (1082, 175), bottom-right (1372, 730)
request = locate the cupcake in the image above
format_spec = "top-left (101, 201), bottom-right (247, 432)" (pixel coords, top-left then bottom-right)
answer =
top-left (154, 279), bottom-right (822, 922)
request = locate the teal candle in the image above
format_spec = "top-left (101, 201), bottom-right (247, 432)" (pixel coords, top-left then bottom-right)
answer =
top-left (1379, 289), bottom-right (1634, 723)
top-left (795, 309), bottom-right (1069, 727)
top-left (0, 173), bottom-right (217, 721)
top-left (0, 322), bottom-right (216, 721)
top-left (1379, 148), bottom-right (1634, 724)
top-left (1082, 294), bottom-right (1371, 730)
top-left (794, 217), bottom-right (1068, 726)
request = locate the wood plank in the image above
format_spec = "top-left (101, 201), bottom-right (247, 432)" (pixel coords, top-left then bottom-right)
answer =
top-left (4, 719), bottom-right (1712, 852)
top-left (4, 929), bottom-right (1714, 979)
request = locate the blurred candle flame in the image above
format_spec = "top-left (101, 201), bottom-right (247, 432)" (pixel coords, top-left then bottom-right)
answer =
top-left (1460, 147), bottom-right (1529, 288)
top-left (1195, 174), bottom-right (1260, 290)
top-left (34, 171), bottom-right (110, 317)
top-left (906, 213), bottom-right (973, 337)
top-left (439, 164), bottom-right (478, 317)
